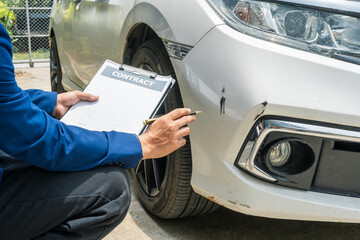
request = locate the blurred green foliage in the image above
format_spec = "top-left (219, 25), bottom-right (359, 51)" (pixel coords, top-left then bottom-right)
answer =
top-left (2, 0), bottom-right (53, 8)
top-left (0, 1), bottom-right (16, 37)
top-left (1, 0), bottom-right (52, 42)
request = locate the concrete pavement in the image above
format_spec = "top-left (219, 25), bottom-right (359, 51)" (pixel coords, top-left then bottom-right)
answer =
top-left (14, 64), bottom-right (360, 240)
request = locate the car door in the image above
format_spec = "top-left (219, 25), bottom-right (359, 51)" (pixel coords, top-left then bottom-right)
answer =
top-left (52, 0), bottom-right (79, 89)
top-left (70, 0), bottom-right (134, 88)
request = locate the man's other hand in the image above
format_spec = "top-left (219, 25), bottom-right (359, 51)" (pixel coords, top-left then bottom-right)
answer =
top-left (53, 91), bottom-right (99, 119)
top-left (139, 108), bottom-right (196, 159)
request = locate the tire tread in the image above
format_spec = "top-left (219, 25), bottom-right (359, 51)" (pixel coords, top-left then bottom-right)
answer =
top-left (132, 39), bottom-right (218, 219)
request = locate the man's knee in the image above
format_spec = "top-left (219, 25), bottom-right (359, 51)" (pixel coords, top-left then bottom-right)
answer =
top-left (91, 165), bottom-right (131, 209)
top-left (88, 165), bottom-right (131, 235)
top-left (105, 166), bottom-right (131, 208)
top-left (68, 165), bottom-right (132, 219)
top-left (60, 165), bottom-right (131, 236)
top-left (0, 164), bottom-right (132, 239)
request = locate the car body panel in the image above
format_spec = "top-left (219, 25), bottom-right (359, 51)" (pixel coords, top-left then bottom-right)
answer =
top-left (187, 103), bottom-right (360, 223)
top-left (172, 24), bottom-right (360, 222)
top-left (50, 0), bottom-right (222, 90)
top-left (50, 0), bottom-right (360, 222)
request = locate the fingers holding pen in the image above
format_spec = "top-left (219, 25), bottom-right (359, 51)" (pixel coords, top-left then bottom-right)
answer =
top-left (163, 108), bottom-right (196, 127)
top-left (139, 108), bottom-right (197, 160)
top-left (166, 108), bottom-right (192, 120)
top-left (144, 109), bottom-right (200, 126)
top-left (175, 126), bottom-right (191, 140)
top-left (174, 115), bottom-right (196, 128)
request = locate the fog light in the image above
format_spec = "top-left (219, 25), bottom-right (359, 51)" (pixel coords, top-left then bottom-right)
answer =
top-left (268, 142), bottom-right (291, 167)
top-left (264, 139), bottom-right (315, 175)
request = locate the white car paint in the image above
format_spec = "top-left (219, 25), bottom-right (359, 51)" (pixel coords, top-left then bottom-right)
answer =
top-left (51, 0), bottom-right (360, 222)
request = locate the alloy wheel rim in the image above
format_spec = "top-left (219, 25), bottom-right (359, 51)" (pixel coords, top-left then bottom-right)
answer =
top-left (135, 62), bottom-right (169, 197)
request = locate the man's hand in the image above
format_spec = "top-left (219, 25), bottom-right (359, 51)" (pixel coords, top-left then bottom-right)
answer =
top-left (53, 91), bottom-right (99, 119)
top-left (139, 108), bottom-right (196, 159)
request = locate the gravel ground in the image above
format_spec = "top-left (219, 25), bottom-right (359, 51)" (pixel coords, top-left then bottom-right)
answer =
top-left (14, 64), bottom-right (360, 240)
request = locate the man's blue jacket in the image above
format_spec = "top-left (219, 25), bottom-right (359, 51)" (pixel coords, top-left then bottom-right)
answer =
top-left (0, 24), bottom-right (143, 183)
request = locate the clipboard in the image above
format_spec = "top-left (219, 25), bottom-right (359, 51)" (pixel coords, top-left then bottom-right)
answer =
top-left (61, 60), bottom-right (175, 134)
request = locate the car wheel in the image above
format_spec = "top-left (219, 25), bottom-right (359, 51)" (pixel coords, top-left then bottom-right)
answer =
top-left (131, 39), bottom-right (218, 218)
top-left (50, 34), bottom-right (65, 93)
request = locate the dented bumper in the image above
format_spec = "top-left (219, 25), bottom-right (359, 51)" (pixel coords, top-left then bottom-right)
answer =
top-left (171, 24), bottom-right (360, 222)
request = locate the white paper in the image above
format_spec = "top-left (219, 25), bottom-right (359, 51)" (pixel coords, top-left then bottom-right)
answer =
top-left (61, 60), bottom-right (174, 134)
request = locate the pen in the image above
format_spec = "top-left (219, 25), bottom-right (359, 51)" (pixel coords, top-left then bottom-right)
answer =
top-left (142, 111), bottom-right (201, 126)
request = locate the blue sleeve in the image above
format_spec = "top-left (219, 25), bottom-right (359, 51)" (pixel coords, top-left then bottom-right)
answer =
top-left (24, 89), bottom-right (57, 116)
top-left (0, 25), bottom-right (143, 171)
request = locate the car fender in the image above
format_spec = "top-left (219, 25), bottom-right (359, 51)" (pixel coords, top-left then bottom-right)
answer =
top-left (118, 0), bottom-right (222, 56)
top-left (116, 2), bottom-right (174, 60)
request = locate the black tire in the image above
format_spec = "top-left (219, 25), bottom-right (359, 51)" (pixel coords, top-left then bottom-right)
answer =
top-left (131, 39), bottom-right (218, 219)
top-left (50, 34), bottom-right (65, 93)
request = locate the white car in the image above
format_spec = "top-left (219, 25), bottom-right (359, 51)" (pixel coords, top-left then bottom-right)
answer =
top-left (50, 0), bottom-right (360, 222)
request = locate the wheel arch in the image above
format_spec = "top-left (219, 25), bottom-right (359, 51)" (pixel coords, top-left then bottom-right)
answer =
top-left (120, 3), bottom-right (175, 65)
top-left (123, 23), bottom-right (164, 65)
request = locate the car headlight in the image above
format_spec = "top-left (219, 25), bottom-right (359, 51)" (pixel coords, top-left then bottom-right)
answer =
top-left (207, 0), bottom-right (360, 64)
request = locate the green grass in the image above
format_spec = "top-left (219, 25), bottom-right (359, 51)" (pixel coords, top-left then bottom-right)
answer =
top-left (13, 50), bottom-right (50, 60)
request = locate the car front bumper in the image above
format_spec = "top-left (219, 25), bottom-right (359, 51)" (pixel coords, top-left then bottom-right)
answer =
top-left (171, 24), bottom-right (360, 222)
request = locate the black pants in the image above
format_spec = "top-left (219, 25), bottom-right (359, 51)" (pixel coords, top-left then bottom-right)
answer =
top-left (0, 150), bottom-right (131, 240)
